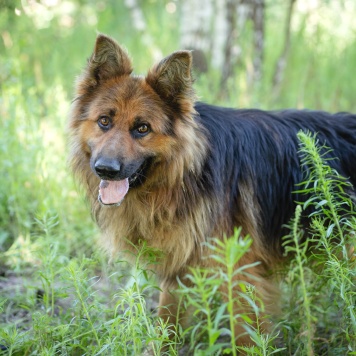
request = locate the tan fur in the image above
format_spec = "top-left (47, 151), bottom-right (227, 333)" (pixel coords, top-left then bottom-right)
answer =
top-left (69, 34), bottom-right (279, 348)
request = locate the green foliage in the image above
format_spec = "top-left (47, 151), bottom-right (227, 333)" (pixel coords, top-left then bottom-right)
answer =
top-left (281, 132), bottom-right (356, 355)
top-left (0, 243), bottom-right (170, 355)
top-left (282, 205), bottom-right (316, 355)
top-left (1, 1), bottom-right (356, 355)
top-left (179, 230), bottom-right (284, 355)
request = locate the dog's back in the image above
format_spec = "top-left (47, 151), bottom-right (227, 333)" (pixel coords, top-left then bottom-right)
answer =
top-left (195, 103), bottom-right (356, 250)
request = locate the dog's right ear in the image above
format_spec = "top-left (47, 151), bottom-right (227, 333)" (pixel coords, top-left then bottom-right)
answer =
top-left (77, 34), bottom-right (132, 92)
top-left (146, 51), bottom-right (196, 115)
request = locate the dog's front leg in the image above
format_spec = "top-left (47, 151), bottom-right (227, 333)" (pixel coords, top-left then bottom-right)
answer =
top-left (154, 280), bottom-right (192, 353)
top-left (158, 280), bottom-right (190, 331)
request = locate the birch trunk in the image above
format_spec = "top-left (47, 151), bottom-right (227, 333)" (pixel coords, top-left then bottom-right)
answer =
top-left (219, 0), bottom-right (239, 95)
top-left (272, 0), bottom-right (296, 92)
top-left (180, 0), bottom-right (213, 72)
top-left (124, 0), bottom-right (162, 60)
top-left (251, 0), bottom-right (265, 84)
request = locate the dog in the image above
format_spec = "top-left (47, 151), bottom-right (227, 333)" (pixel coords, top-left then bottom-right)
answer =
top-left (68, 34), bottom-right (356, 348)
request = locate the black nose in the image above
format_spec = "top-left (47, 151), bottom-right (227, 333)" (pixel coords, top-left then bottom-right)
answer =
top-left (94, 158), bottom-right (121, 179)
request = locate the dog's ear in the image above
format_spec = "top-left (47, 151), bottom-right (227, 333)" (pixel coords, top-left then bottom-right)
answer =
top-left (77, 34), bottom-right (132, 91)
top-left (146, 51), bottom-right (196, 112)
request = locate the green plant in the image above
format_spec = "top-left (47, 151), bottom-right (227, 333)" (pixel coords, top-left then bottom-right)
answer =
top-left (298, 131), bottom-right (356, 351)
top-left (281, 131), bottom-right (356, 355)
top-left (1, 2), bottom-right (356, 355)
top-left (283, 205), bottom-right (316, 355)
top-left (180, 229), bottom-right (284, 355)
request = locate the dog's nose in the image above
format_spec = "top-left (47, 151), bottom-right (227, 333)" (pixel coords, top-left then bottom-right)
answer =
top-left (94, 158), bottom-right (121, 179)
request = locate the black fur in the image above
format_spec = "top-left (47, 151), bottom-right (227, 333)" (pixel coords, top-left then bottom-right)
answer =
top-left (195, 102), bottom-right (356, 252)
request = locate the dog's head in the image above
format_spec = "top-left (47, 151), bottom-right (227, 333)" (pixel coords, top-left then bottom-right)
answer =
top-left (69, 34), bottom-right (198, 206)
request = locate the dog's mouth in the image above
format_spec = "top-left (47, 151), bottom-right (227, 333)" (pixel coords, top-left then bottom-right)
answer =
top-left (98, 158), bottom-right (152, 207)
top-left (98, 179), bottom-right (129, 206)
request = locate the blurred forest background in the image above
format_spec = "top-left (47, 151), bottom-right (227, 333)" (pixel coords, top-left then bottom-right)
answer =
top-left (0, 0), bottom-right (356, 355)
top-left (1, 0), bottom-right (356, 247)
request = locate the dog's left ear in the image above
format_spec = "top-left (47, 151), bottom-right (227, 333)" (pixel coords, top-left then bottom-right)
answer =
top-left (77, 34), bottom-right (132, 93)
top-left (146, 51), bottom-right (196, 113)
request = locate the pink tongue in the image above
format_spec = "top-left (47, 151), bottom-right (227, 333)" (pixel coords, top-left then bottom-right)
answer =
top-left (99, 179), bottom-right (129, 205)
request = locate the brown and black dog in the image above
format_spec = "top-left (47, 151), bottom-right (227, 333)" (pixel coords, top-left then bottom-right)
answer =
top-left (69, 34), bottom-right (356, 347)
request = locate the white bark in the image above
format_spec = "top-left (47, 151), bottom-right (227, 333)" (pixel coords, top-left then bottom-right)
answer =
top-left (180, 0), bottom-right (213, 52)
top-left (124, 0), bottom-right (162, 60)
top-left (211, 0), bottom-right (228, 69)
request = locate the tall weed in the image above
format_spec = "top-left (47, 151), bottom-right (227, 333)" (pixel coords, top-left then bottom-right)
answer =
top-left (282, 131), bottom-right (356, 355)
top-left (179, 229), bottom-right (284, 355)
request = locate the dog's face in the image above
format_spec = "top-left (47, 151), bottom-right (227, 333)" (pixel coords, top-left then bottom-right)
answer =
top-left (80, 76), bottom-right (172, 204)
top-left (70, 35), bottom-right (195, 206)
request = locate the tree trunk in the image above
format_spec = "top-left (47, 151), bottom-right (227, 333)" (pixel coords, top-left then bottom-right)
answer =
top-left (211, 0), bottom-right (228, 70)
top-left (219, 0), bottom-right (239, 96)
top-left (272, 0), bottom-right (296, 92)
top-left (124, 0), bottom-right (162, 60)
top-left (180, 0), bottom-right (213, 73)
top-left (250, 0), bottom-right (265, 84)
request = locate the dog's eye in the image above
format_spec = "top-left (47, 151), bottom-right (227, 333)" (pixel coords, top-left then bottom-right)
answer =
top-left (130, 122), bottom-right (151, 139)
top-left (137, 124), bottom-right (149, 133)
top-left (98, 116), bottom-right (111, 129)
top-left (136, 124), bottom-right (150, 135)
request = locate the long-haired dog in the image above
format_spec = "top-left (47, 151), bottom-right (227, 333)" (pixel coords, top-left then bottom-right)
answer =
top-left (69, 34), bottom-right (356, 347)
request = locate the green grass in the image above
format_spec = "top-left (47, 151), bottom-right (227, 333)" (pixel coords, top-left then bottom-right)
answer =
top-left (1, 1), bottom-right (356, 355)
